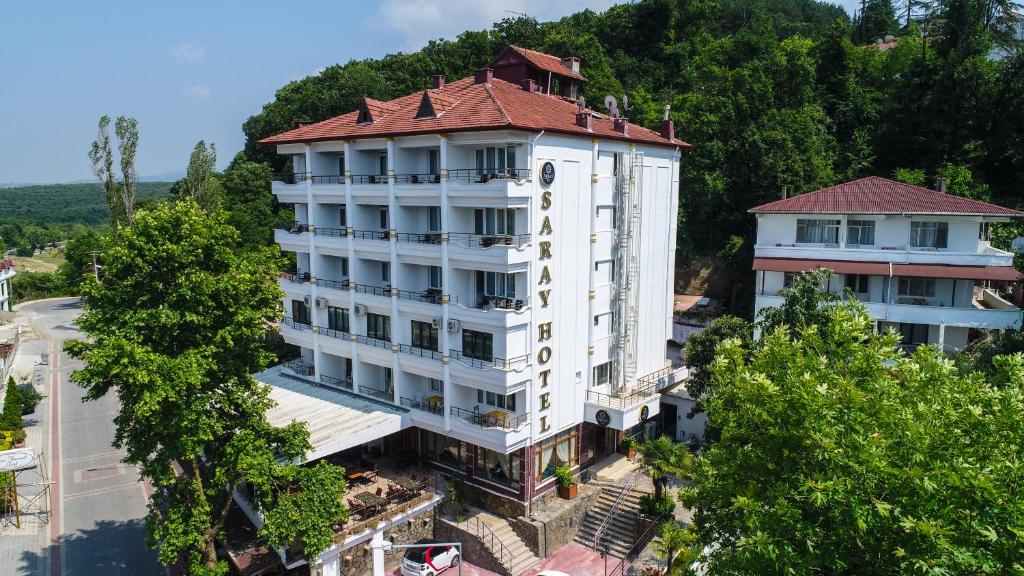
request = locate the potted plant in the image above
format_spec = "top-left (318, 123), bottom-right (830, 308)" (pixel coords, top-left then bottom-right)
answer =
top-left (555, 465), bottom-right (577, 499)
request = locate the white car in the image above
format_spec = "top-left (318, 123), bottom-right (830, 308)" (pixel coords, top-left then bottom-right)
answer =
top-left (400, 543), bottom-right (460, 576)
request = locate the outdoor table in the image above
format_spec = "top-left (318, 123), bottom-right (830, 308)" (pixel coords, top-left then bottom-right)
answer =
top-left (353, 491), bottom-right (387, 515)
top-left (392, 475), bottom-right (424, 492)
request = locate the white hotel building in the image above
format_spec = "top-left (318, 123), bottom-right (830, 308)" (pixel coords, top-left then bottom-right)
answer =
top-left (751, 177), bottom-right (1023, 350)
top-left (257, 44), bottom-right (686, 531)
top-left (0, 259), bottom-right (14, 312)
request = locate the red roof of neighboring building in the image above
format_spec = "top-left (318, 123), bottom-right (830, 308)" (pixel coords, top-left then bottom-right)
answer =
top-left (0, 259), bottom-right (13, 271)
top-left (753, 258), bottom-right (1024, 281)
top-left (750, 177), bottom-right (1022, 216)
top-left (260, 76), bottom-right (688, 148)
top-left (502, 45), bottom-right (588, 81)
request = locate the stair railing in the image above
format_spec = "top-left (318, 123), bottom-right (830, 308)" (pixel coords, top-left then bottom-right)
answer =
top-left (592, 469), bottom-right (642, 552)
top-left (458, 515), bottom-right (515, 569)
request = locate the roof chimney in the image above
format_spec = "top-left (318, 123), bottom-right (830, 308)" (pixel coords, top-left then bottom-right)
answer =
top-left (432, 74), bottom-right (445, 89)
top-left (781, 186), bottom-right (788, 199)
top-left (520, 78), bottom-right (536, 92)
top-left (560, 57), bottom-right (581, 73)
top-left (474, 68), bottom-right (493, 85)
top-left (660, 104), bottom-right (674, 140)
top-left (576, 112), bottom-right (592, 130)
top-left (613, 117), bottom-right (629, 135)
top-left (936, 177), bottom-right (947, 193)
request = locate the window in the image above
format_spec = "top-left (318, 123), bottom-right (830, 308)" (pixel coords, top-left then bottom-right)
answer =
top-left (594, 260), bottom-right (615, 285)
top-left (378, 153), bottom-right (388, 176)
top-left (909, 221), bottom-right (948, 249)
top-left (378, 207), bottom-right (389, 229)
top-left (536, 428), bottom-right (578, 481)
top-left (339, 205), bottom-right (347, 227)
top-left (592, 361), bottom-right (611, 386)
top-left (846, 220), bottom-right (875, 247)
top-left (380, 261), bottom-right (391, 284)
top-left (475, 146), bottom-right (516, 176)
top-left (476, 447), bottom-right (521, 488)
top-left (424, 431), bottom-right (464, 467)
top-left (783, 272), bottom-right (796, 289)
top-left (474, 208), bottom-right (515, 235)
top-left (845, 274), bottom-right (869, 294)
top-left (338, 154), bottom-right (346, 175)
top-left (979, 221), bottom-right (992, 241)
top-left (428, 206), bottom-right (442, 232)
top-left (367, 313), bottom-right (391, 341)
top-left (429, 266), bottom-right (442, 289)
top-left (411, 320), bottom-right (439, 351)
top-left (429, 378), bottom-right (444, 393)
top-left (428, 149), bottom-right (440, 175)
top-left (462, 329), bottom-right (493, 361)
top-left (898, 277), bottom-right (936, 297)
top-left (327, 306), bottom-right (349, 333)
top-left (341, 257), bottom-right (349, 277)
top-left (477, 389), bottom-right (516, 412)
top-left (796, 219), bottom-right (840, 244)
top-left (482, 271), bottom-right (516, 298)
top-left (291, 300), bottom-right (310, 324)
top-left (898, 323), bottom-right (930, 345)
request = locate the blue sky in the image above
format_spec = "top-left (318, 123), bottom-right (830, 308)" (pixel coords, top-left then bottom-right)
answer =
top-left (0, 0), bottom-right (855, 184)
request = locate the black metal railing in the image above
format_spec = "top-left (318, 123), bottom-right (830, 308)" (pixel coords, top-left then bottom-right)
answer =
top-left (584, 388), bottom-right (655, 410)
top-left (394, 173), bottom-right (442, 185)
top-left (311, 174), bottom-right (345, 185)
top-left (353, 283), bottom-right (390, 297)
top-left (358, 384), bottom-right (393, 401)
top-left (354, 334), bottom-right (390, 348)
top-left (350, 174), bottom-right (388, 185)
top-left (448, 168), bottom-right (530, 183)
top-left (476, 295), bottom-right (527, 311)
top-left (394, 232), bottom-right (442, 244)
top-left (449, 350), bottom-right (528, 370)
top-left (448, 233), bottom-right (531, 248)
top-left (351, 229), bottom-right (389, 241)
top-left (316, 278), bottom-right (350, 291)
top-left (449, 406), bottom-right (529, 430)
top-left (400, 396), bottom-right (445, 415)
top-left (283, 222), bottom-right (310, 234)
top-left (320, 374), bottom-right (353, 391)
top-left (314, 227), bottom-right (348, 238)
top-left (394, 289), bottom-right (443, 304)
top-left (281, 317), bottom-right (312, 331)
top-left (283, 357), bottom-right (315, 376)
top-left (280, 271), bottom-right (311, 284)
top-left (320, 326), bottom-right (350, 340)
top-left (273, 172), bottom-right (309, 184)
top-left (397, 343), bottom-right (443, 361)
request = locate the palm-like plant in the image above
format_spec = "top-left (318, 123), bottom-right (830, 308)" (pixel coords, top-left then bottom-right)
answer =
top-left (654, 521), bottom-right (697, 574)
top-left (631, 435), bottom-right (691, 500)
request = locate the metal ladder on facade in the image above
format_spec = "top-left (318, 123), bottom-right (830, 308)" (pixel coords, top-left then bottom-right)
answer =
top-left (611, 151), bottom-right (644, 394)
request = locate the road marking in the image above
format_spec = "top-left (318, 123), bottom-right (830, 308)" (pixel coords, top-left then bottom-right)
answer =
top-left (63, 482), bottom-right (146, 501)
top-left (48, 338), bottom-right (63, 576)
top-left (63, 450), bottom-right (129, 465)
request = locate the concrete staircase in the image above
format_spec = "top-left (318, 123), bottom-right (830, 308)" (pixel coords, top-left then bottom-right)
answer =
top-left (459, 510), bottom-right (540, 576)
top-left (574, 478), bottom-right (647, 559)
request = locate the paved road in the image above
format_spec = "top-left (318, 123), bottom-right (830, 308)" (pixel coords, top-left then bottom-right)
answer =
top-left (4, 298), bottom-right (161, 576)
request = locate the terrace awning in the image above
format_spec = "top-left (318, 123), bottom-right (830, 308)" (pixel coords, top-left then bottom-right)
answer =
top-left (256, 366), bottom-right (409, 463)
top-left (752, 258), bottom-right (889, 275)
top-left (753, 258), bottom-right (1023, 281)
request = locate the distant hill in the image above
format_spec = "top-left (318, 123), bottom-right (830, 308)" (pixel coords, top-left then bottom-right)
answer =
top-left (0, 182), bottom-right (173, 225)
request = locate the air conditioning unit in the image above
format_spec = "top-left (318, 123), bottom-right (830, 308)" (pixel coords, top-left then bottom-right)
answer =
top-left (315, 297), bottom-right (327, 308)
top-left (431, 317), bottom-right (442, 329)
top-left (354, 304), bottom-right (368, 316)
top-left (447, 319), bottom-right (461, 333)
top-left (303, 295), bottom-right (311, 307)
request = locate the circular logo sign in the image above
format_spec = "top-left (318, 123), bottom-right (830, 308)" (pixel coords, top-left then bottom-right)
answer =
top-left (540, 161), bottom-right (555, 186)
top-left (640, 405), bottom-right (650, 422)
top-left (595, 409), bottom-right (610, 427)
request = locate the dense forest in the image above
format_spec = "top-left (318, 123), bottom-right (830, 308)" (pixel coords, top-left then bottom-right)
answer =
top-left (236, 0), bottom-right (1024, 312)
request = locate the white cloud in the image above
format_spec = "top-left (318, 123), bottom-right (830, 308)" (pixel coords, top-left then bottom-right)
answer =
top-left (373, 0), bottom-right (617, 51)
top-left (182, 84), bottom-right (211, 98)
top-left (169, 41), bottom-right (206, 62)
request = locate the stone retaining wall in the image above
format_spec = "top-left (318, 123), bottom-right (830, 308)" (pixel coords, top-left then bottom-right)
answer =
top-left (513, 484), bottom-right (601, 558)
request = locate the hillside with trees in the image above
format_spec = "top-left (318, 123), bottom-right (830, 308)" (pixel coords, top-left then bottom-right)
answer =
top-left (236, 0), bottom-right (1024, 315)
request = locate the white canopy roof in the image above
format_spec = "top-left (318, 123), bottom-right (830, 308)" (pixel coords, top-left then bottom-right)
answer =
top-left (256, 366), bottom-right (409, 463)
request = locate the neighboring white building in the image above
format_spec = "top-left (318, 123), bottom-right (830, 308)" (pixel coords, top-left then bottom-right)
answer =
top-left (0, 259), bottom-right (15, 312)
top-left (750, 176), bottom-right (1023, 351)
top-left (251, 46), bottom-right (686, 573)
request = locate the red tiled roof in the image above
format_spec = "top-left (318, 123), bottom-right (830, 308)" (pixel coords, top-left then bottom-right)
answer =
top-left (503, 45), bottom-right (587, 81)
top-left (753, 257), bottom-right (1023, 281)
top-left (750, 177), bottom-right (1022, 216)
top-left (260, 76), bottom-right (688, 148)
top-left (0, 259), bottom-right (13, 271)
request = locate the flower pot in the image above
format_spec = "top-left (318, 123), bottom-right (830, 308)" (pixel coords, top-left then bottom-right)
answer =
top-left (557, 484), bottom-right (577, 499)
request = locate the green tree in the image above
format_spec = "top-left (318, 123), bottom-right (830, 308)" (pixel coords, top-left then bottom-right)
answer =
top-left (856, 0), bottom-right (899, 43)
top-left (221, 160), bottom-right (276, 250)
top-left (654, 520), bottom-right (698, 575)
top-left (936, 161), bottom-right (991, 199)
top-left (65, 200), bottom-right (347, 575)
top-left (1, 376), bottom-right (23, 430)
top-left (628, 435), bottom-right (691, 500)
top-left (892, 166), bottom-right (926, 185)
top-left (183, 140), bottom-right (223, 210)
top-left (88, 115), bottom-right (139, 225)
top-left (682, 300), bottom-right (1024, 574)
top-left (757, 268), bottom-right (838, 334)
top-left (59, 229), bottom-right (104, 288)
top-left (684, 315), bottom-right (753, 402)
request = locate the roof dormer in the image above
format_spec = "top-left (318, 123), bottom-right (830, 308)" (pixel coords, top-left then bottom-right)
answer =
top-left (414, 89), bottom-right (460, 120)
top-left (357, 98), bottom-right (400, 125)
top-left (489, 45), bottom-right (586, 99)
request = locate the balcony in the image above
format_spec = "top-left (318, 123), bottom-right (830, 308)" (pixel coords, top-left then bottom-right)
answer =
top-left (446, 168), bottom-right (532, 203)
top-left (319, 373), bottom-right (353, 392)
top-left (274, 223), bottom-right (311, 253)
top-left (449, 405), bottom-right (528, 430)
top-left (280, 317), bottom-right (314, 348)
top-left (315, 277), bottom-right (350, 293)
top-left (448, 235), bottom-right (531, 268)
top-left (357, 383), bottom-right (394, 402)
top-left (278, 272), bottom-right (311, 299)
top-left (583, 366), bottom-right (687, 431)
top-left (282, 357), bottom-right (315, 378)
top-left (396, 343), bottom-right (443, 361)
top-left (754, 243), bottom-right (1015, 267)
top-left (449, 349), bottom-right (528, 371)
top-left (271, 172), bottom-right (307, 204)
top-left (400, 396), bottom-right (445, 415)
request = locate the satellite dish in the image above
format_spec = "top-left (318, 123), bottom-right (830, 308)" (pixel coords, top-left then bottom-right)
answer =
top-left (604, 95), bottom-right (619, 118)
top-left (1011, 236), bottom-right (1024, 253)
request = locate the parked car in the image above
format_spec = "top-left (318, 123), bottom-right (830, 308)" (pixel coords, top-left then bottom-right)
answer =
top-left (400, 543), bottom-right (460, 576)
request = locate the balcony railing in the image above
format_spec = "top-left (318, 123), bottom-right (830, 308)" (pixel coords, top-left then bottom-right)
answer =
top-left (397, 343), bottom-right (443, 361)
top-left (351, 174), bottom-right (388, 185)
top-left (316, 278), bottom-right (350, 291)
top-left (449, 350), bottom-right (528, 370)
top-left (320, 326), bottom-right (350, 340)
top-left (281, 317), bottom-right (312, 331)
top-left (395, 232), bottom-right (442, 244)
top-left (285, 222), bottom-right (311, 234)
top-left (314, 227), bottom-right (347, 238)
top-left (449, 168), bottom-right (531, 183)
top-left (320, 374), bottom-right (353, 391)
top-left (358, 384), bottom-right (393, 402)
top-left (352, 229), bottom-right (389, 241)
top-left (394, 173), bottom-right (442, 185)
top-left (395, 288), bottom-right (443, 305)
top-left (448, 233), bottom-right (531, 249)
top-left (280, 271), bottom-right (310, 284)
top-left (274, 172), bottom-right (309, 184)
top-left (400, 396), bottom-right (445, 415)
top-left (354, 334), bottom-right (390, 348)
top-left (476, 295), bottom-right (527, 311)
top-left (283, 357), bottom-right (315, 377)
top-left (450, 406), bottom-right (528, 430)
top-left (354, 283), bottom-right (390, 297)
top-left (584, 388), bottom-right (656, 410)
top-left (311, 175), bottom-right (345, 185)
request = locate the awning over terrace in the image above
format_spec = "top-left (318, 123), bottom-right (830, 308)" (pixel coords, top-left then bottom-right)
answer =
top-left (256, 365), bottom-right (408, 463)
top-left (753, 258), bottom-right (1023, 281)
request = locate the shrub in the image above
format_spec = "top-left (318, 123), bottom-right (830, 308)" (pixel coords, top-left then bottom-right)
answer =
top-left (554, 465), bottom-right (577, 487)
top-left (1, 376), bottom-right (23, 430)
top-left (639, 493), bottom-right (675, 520)
top-left (17, 383), bottom-right (43, 415)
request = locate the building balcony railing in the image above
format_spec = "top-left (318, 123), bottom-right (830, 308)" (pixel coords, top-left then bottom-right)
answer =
top-left (283, 357), bottom-right (315, 377)
top-left (448, 168), bottom-right (530, 183)
top-left (394, 232), bottom-right (442, 244)
top-left (395, 288), bottom-right (443, 305)
top-left (394, 173), bottom-right (442, 185)
top-left (400, 396), bottom-right (444, 415)
top-left (475, 295), bottom-right (527, 311)
top-left (352, 229), bottom-right (389, 241)
top-left (320, 374), bottom-right (353, 391)
top-left (396, 343), bottom-right (443, 361)
top-left (584, 388), bottom-right (656, 410)
top-left (448, 233), bottom-right (531, 249)
top-left (281, 317), bottom-right (312, 331)
top-left (316, 278), bottom-right (350, 291)
top-left (280, 271), bottom-right (310, 284)
top-left (351, 174), bottom-right (388, 185)
top-left (354, 334), bottom-right (390, 349)
top-left (311, 175), bottom-right (345, 185)
top-left (285, 222), bottom-right (311, 234)
top-left (320, 326), bottom-right (350, 340)
top-left (314, 227), bottom-right (348, 238)
top-left (449, 406), bottom-right (528, 430)
top-left (354, 283), bottom-right (390, 297)
top-left (585, 365), bottom-right (690, 410)
top-left (358, 384), bottom-right (393, 402)
top-left (449, 350), bottom-right (528, 371)
top-left (273, 172), bottom-right (309, 184)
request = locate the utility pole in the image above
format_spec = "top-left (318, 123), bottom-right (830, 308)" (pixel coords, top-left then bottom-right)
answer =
top-left (88, 251), bottom-right (100, 281)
